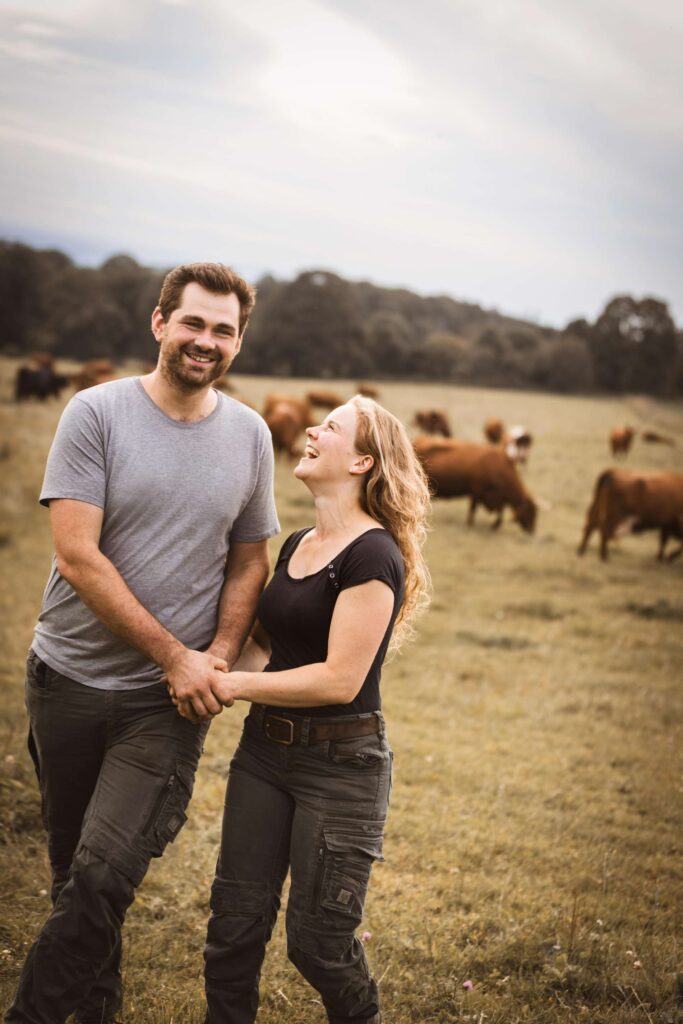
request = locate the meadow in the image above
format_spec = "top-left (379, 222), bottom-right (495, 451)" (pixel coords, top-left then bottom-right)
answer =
top-left (0, 357), bottom-right (682, 1024)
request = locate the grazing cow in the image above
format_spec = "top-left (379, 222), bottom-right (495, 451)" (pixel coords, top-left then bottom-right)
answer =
top-left (72, 359), bottom-right (118, 392)
top-left (483, 417), bottom-right (504, 444)
top-left (642, 430), bottom-right (676, 447)
top-left (357, 382), bottom-right (380, 399)
top-left (414, 437), bottom-right (539, 533)
top-left (14, 356), bottom-right (68, 402)
top-left (306, 389), bottom-right (345, 410)
top-left (414, 409), bottom-right (452, 438)
top-left (505, 425), bottom-right (533, 465)
top-left (263, 395), bottom-right (314, 457)
top-left (577, 467), bottom-right (683, 562)
top-left (609, 425), bottom-right (635, 457)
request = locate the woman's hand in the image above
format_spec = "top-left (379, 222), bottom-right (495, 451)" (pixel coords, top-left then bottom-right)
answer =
top-left (211, 671), bottom-right (249, 707)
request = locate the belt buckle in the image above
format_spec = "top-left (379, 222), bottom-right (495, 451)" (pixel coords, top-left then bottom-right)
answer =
top-left (265, 714), bottom-right (295, 745)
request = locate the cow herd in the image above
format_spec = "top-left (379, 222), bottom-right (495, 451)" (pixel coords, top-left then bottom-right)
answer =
top-left (11, 360), bottom-right (683, 565)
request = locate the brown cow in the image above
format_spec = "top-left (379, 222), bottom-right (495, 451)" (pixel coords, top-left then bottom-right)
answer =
top-left (577, 467), bottom-right (683, 561)
top-left (357, 382), bottom-right (380, 399)
top-left (414, 409), bottom-right (452, 438)
top-left (414, 438), bottom-right (538, 532)
top-left (72, 359), bottom-right (118, 392)
top-left (306, 389), bottom-right (345, 410)
top-left (263, 395), bottom-right (315, 457)
top-left (609, 425), bottom-right (635, 456)
top-left (642, 430), bottom-right (676, 446)
top-left (483, 417), bottom-right (504, 444)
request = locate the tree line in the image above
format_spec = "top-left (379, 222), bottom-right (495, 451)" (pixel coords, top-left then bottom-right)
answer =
top-left (2, 241), bottom-right (681, 395)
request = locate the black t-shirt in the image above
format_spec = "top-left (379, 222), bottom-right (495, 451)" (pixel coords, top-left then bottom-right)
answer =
top-left (257, 527), bottom-right (405, 717)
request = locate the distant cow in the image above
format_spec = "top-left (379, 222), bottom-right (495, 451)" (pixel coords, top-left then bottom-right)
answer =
top-left (357, 383), bottom-right (380, 399)
top-left (609, 425), bottom-right (635, 457)
top-left (306, 389), bottom-right (345, 410)
top-left (414, 409), bottom-right (452, 438)
top-left (505, 425), bottom-right (533, 465)
top-left (577, 467), bottom-right (683, 561)
top-left (263, 395), bottom-right (314, 456)
top-left (483, 418), bottom-right (504, 444)
top-left (641, 430), bottom-right (676, 447)
top-left (15, 364), bottom-right (68, 402)
top-left (72, 359), bottom-right (118, 392)
top-left (414, 438), bottom-right (539, 533)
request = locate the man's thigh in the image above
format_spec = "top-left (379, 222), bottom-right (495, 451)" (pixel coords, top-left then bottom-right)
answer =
top-left (78, 684), bottom-right (208, 886)
top-left (25, 650), bottom-right (108, 884)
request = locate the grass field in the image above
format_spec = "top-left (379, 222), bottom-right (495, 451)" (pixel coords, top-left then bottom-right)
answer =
top-left (1, 358), bottom-right (682, 1023)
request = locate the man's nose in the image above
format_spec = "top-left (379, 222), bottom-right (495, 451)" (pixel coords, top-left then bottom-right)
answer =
top-left (194, 331), bottom-right (215, 348)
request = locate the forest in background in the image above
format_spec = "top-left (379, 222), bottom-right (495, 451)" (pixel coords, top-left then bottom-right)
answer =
top-left (1, 240), bottom-right (682, 395)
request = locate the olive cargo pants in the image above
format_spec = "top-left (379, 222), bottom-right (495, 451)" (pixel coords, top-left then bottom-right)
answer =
top-left (204, 709), bottom-right (391, 1024)
top-left (5, 650), bottom-right (206, 1024)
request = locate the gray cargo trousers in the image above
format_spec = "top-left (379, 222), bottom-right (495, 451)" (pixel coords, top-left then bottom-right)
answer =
top-left (204, 707), bottom-right (392, 1024)
top-left (5, 649), bottom-right (207, 1024)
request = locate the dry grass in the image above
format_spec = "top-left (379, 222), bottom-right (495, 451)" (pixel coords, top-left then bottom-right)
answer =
top-left (1, 359), bottom-right (682, 1023)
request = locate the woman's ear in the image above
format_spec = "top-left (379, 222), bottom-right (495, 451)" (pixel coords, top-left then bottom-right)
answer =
top-left (349, 454), bottom-right (374, 476)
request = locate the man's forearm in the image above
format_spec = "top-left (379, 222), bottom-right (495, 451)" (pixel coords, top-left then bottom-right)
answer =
top-left (209, 556), bottom-right (269, 668)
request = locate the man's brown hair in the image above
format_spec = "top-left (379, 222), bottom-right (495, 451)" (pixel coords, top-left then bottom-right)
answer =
top-left (158, 263), bottom-right (256, 336)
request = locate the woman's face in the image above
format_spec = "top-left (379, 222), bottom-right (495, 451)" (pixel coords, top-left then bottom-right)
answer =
top-left (294, 403), bottom-right (363, 483)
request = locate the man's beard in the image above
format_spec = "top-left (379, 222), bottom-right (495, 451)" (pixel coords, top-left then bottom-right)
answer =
top-left (160, 345), bottom-right (229, 393)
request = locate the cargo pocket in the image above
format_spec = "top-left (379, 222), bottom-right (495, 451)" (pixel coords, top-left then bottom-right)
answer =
top-left (316, 820), bottom-right (384, 923)
top-left (144, 760), bottom-right (194, 857)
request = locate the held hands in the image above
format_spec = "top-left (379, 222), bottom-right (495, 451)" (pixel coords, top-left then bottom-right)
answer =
top-left (162, 648), bottom-right (232, 723)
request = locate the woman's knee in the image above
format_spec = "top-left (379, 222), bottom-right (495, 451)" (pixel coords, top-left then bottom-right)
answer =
top-left (205, 877), bottom-right (279, 982)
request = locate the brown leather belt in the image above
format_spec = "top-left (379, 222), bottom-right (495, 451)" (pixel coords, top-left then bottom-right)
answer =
top-left (250, 705), bottom-right (381, 746)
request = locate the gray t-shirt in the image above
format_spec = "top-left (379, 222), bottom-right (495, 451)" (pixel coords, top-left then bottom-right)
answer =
top-left (33, 377), bottom-right (280, 690)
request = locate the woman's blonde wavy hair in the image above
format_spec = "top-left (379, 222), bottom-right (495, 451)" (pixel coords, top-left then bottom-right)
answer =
top-left (350, 395), bottom-right (432, 651)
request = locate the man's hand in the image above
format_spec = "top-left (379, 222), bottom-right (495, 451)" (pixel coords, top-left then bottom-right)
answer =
top-left (163, 648), bottom-right (232, 721)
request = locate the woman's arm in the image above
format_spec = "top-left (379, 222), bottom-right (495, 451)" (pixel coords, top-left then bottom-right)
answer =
top-left (212, 579), bottom-right (394, 708)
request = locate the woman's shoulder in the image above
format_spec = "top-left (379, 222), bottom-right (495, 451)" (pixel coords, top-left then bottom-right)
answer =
top-left (347, 527), bottom-right (401, 557)
top-left (338, 528), bottom-right (404, 585)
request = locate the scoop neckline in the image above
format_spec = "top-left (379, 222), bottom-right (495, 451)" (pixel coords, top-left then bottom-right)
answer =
top-left (285, 526), bottom-right (388, 582)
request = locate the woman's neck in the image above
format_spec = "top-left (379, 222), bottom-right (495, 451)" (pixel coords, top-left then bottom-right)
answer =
top-left (310, 492), bottom-right (376, 541)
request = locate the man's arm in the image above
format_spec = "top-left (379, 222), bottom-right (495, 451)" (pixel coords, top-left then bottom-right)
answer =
top-left (49, 498), bottom-right (227, 719)
top-left (206, 540), bottom-right (271, 669)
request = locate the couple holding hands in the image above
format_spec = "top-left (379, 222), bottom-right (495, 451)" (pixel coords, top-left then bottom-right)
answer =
top-left (6, 262), bottom-right (430, 1024)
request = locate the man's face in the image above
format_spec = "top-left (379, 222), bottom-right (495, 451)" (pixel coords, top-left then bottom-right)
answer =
top-left (151, 282), bottom-right (243, 392)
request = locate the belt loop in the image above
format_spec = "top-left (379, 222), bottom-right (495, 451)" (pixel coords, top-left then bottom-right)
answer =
top-left (300, 717), bottom-right (311, 746)
top-left (374, 710), bottom-right (385, 736)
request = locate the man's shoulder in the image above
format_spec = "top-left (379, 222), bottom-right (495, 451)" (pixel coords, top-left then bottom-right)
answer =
top-left (72, 375), bottom-right (138, 411)
top-left (217, 393), bottom-right (269, 437)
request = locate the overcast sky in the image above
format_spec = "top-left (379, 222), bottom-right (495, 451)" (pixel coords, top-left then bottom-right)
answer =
top-left (1, 0), bottom-right (681, 326)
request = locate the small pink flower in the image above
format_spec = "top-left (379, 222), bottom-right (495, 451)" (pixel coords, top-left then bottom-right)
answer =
top-left (361, 931), bottom-right (372, 942)
top-left (463, 980), bottom-right (473, 990)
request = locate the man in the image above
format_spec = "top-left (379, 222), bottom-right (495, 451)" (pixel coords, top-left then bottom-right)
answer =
top-left (6, 263), bottom-right (280, 1024)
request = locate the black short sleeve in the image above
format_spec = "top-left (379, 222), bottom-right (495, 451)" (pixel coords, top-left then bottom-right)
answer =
top-left (337, 529), bottom-right (404, 598)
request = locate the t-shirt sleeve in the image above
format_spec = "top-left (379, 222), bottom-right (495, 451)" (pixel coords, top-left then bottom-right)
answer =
top-left (229, 422), bottom-right (280, 542)
top-left (337, 532), bottom-right (405, 596)
top-left (39, 396), bottom-right (106, 509)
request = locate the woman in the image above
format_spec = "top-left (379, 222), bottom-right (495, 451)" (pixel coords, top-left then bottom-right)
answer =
top-left (198, 395), bottom-right (430, 1024)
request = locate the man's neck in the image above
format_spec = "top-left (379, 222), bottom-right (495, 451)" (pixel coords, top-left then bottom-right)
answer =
top-left (140, 370), bottom-right (218, 422)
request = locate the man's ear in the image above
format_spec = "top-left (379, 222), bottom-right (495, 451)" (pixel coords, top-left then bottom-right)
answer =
top-left (234, 333), bottom-right (244, 355)
top-left (151, 307), bottom-right (165, 343)
top-left (349, 454), bottom-right (374, 476)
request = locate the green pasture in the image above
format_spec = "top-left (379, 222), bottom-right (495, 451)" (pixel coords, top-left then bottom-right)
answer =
top-left (1, 359), bottom-right (682, 1023)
